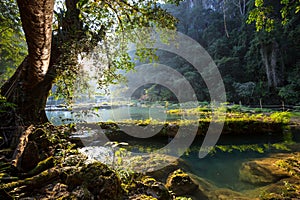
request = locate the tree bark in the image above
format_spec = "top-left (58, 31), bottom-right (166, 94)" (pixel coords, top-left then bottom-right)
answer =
top-left (0, 0), bottom-right (93, 126)
top-left (1, 66), bottom-right (55, 124)
top-left (1, 0), bottom-right (55, 124)
top-left (260, 41), bottom-right (284, 89)
top-left (0, 0), bottom-right (90, 126)
top-left (16, 0), bottom-right (54, 87)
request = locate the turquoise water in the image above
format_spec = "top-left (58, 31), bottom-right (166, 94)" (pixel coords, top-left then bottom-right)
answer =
top-left (76, 126), bottom-right (300, 192)
top-left (120, 131), bottom-right (300, 191)
top-left (47, 107), bottom-right (300, 192)
top-left (46, 106), bottom-right (181, 125)
top-left (182, 143), bottom-right (272, 191)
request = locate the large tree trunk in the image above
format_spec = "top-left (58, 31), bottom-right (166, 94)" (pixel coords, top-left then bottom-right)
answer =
top-left (0, 0), bottom-right (92, 127)
top-left (1, 67), bottom-right (54, 124)
top-left (0, 0), bottom-right (88, 171)
top-left (0, 0), bottom-right (55, 125)
top-left (0, 0), bottom-right (84, 125)
top-left (260, 41), bottom-right (284, 90)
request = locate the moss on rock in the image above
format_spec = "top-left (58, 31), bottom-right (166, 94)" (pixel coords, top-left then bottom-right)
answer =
top-left (65, 162), bottom-right (123, 199)
top-left (166, 169), bottom-right (198, 196)
top-left (124, 176), bottom-right (171, 200)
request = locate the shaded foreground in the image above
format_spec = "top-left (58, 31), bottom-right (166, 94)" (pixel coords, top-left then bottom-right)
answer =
top-left (0, 123), bottom-right (300, 199)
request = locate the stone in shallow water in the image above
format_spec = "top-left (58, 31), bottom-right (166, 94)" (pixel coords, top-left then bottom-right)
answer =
top-left (212, 188), bottom-right (255, 200)
top-left (62, 154), bottom-right (88, 166)
top-left (122, 153), bottom-right (194, 184)
top-left (79, 146), bottom-right (190, 181)
top-left (239, 157), bottom-right (290, 185)
top-left (165, 169), bottom-right (208, 199)
top-left (166, 169), bottom-right (197, 196)
top-left (126, 176), bottom-right (171, 200)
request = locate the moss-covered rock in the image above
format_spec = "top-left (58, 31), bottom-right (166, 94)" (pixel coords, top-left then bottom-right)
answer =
top-left (275, 152), bottom-right (300, 177)
top-left (65, 162), bottom-right (123, 199)
top-left (166, 169), bottom-right (199, 197)
top-left (23, 156), bottom-right (54, 177)
top-left (62, 153), bottom-right (88, 167)
top-left (125, 176), bottom-right (171, 200)
top-left (70, 185), bottom-right (95, 199)
top-left (38, 183), bottom-right (70, 199)
top-left (166, 169), bottom-right (196, 195)
top-left (143, 176), bottom-right (171, 199)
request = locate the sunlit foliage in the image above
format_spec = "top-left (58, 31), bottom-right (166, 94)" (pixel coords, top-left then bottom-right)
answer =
top-left (0, 0), bottom-right (26, 86)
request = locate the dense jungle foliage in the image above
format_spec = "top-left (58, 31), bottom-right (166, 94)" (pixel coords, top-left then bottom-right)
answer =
top-left (131, 0), bottom-right (300, 105)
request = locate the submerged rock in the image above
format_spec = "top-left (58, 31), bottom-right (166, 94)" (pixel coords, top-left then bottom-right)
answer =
top-left (127, 154), bottom-right (190, 183)
top-left (242, 153), bottom-right (300, 199)
top-left (257, 177), bottom-right (300, 199)
top-left (184, 171), bottom-right (258, 200)
top-left (239, 156), bottom-right (290, 185)
top-left (212, 188), bottom-right (255, 200)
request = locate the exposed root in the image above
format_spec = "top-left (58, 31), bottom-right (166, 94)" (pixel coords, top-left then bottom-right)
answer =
top-left (11, 125), bottom-right (34, 171)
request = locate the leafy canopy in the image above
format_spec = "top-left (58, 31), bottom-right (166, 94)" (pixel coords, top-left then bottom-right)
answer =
top-left (247, 0), bottom-right (300, 32)
top-left (0, 0), bottom-right (26, 86)
top-left (1, 0), bottom-right (181, 101)
top-left (50, 0), bottom-right (181, 101)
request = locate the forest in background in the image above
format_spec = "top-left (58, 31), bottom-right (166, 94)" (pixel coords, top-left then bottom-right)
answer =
top-left (132, 0), bottom-right (300, 105)
top-left (1, 0), bottom-right (300, 106)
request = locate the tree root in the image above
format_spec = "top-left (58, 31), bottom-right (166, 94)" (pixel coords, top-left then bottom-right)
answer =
top-left (0, 166), bottom-right (76, 196)
top-left (11, 125), bottom-right (34, 171)
top-left (21, 156), bottom-right (54, 178)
